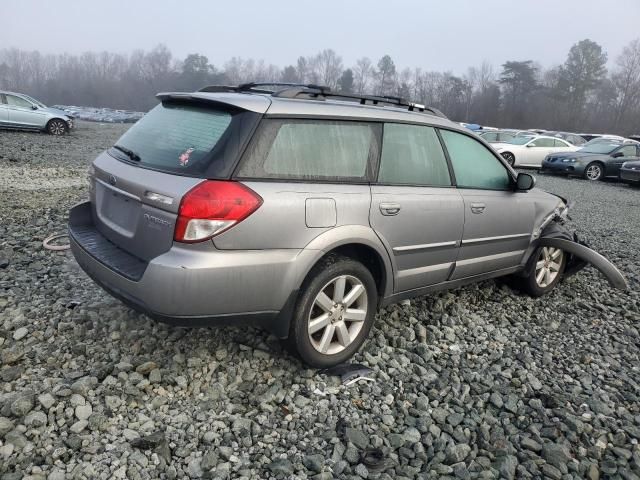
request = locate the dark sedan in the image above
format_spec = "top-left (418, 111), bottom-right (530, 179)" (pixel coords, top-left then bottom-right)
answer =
top-left (620, 159), bottom-right (640, 185)
top-left (540, 142), bottom-right (640, 181)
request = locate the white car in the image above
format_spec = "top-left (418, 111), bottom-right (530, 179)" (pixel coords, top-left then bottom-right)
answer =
top-left (493, 135), bottom-right (580, 167)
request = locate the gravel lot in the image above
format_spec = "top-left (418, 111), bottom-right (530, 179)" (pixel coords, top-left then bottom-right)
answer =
top-left (1, 122), bottom-right (639, 480)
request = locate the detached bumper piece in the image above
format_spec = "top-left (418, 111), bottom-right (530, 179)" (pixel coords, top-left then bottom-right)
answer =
top-left (538, 222), bottom-right (628, 290)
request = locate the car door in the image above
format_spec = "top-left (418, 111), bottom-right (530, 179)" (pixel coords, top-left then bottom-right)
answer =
top-left (0, 94), bottom-right (8, 125)
top-left (608, 144), bottom-right (639, 176)
top-left (5, 94), bottom-right (44, 127)
top-left (439, 129), bottom-right (534, 279)
top-left (370, 123), bottom-right (464, 292)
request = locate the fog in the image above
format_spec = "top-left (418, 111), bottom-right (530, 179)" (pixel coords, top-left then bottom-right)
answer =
top-left (3, 0), bottom-right (640, 73)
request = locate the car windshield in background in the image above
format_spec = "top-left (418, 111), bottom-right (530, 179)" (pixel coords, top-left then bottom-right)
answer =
top-left (580, 143), bottom-right (620, 154)
top-left (506, 136), bottom-right (533, 145)
top-left (111, 103), bottom-right (232, 174)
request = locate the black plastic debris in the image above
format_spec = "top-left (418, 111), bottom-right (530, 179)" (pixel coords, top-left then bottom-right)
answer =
top-left (319, 363), bottom-right (375, 385)
top-left (361, 447), bottom-right (389, 472)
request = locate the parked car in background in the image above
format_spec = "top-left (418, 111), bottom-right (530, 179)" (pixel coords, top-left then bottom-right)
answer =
top-left (541, 141), bottom-right (640, 181)
top-left (0, 91), bottom-right (74, 135)
top-left (478, 130), bottom-right (516, 143)
top-left (545, 131), bottom-right (587, 146)
top-left (493, 135), bottom-right (579, 167)
top-left (620, 159), bottom-right (640, 186)
top-left (578, 133), bottom-right (626, 142)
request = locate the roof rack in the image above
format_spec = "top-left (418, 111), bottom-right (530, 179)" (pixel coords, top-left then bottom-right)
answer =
top-left (197, 83), bottom-right (448, 119)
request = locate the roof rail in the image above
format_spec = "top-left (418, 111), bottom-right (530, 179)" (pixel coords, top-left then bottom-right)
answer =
top-left (197, 83), bottom-right (448, 119)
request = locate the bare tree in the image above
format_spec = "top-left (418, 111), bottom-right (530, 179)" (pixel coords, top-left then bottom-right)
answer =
top-left (353, 57), bottom-right (373, 94)
top-left (612, 39), bottom-right (640, 130)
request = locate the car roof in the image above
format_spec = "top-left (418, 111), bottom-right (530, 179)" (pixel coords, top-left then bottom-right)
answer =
top-left (157, 85), bottom-right (460, 130)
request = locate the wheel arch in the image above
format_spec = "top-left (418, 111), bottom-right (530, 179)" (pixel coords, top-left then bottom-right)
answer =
top-left (295, 226), bottom-right (394, 305)
top-left (46, 117), bottom-right (68, 133)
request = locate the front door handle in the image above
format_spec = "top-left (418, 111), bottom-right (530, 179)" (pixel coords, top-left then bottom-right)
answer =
top-left (380, 202), bottom-right (401, 216)
top-left (470, 203), bottom-right (485, 214)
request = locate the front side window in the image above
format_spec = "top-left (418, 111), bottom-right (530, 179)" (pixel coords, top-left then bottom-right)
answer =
top-left (440, 129), bottom-right (511, 190)
top-left (378, 124), bottom-right (451, 186)
top-left (481, 132), bottom-right (498, 142)
top-left (499, 133), bottom-right (515, 142)
top-left (6, 95), bottom-right (33, 109)
top-left (237, 119), bottom-right (378, 181)
top-left (618, 145), bottom-right (637, 157)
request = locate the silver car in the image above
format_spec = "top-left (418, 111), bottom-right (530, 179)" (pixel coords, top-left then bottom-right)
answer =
top-left (0, 91), bottom-right (73, 135)
top-left (68, 83), bottom-right (626, 367)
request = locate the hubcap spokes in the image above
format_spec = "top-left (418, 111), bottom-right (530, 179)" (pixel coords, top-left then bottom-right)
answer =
top-left (587, 166), bottom-right (600, 180)
top-left (535, 247), bottom-right (563, 288)
top-left (308, 275), bottom-right (368, 355)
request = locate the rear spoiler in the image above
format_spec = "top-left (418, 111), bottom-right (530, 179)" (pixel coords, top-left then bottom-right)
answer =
top-left (155, 92), bottom-right (271, 114)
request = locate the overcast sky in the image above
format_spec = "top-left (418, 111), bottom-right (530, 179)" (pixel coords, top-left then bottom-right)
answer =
top-left (3, 0), bottom-right (640, 73)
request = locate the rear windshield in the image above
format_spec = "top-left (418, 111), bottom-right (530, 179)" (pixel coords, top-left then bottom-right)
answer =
top-left (111, 102), bottom-right (233, 174)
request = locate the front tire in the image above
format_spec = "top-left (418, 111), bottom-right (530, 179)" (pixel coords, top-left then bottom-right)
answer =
top-left (502, 152), bottom-right (516, 167)
top-left (519, 246), bottom-right (566, 297)
top-left (584, 162), bottom-right (603, 181)
top-left (288, 255), bottom-right (377, 368)
top-left (47, 119), bottom-right (67, 136)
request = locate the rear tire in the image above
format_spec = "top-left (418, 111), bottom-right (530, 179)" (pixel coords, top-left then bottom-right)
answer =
top-left (519, 246), bottom-right (566, 297)
top-left (47, 119), bottom-right (67, 136)
top-left (288, 255), bottom-right (377, 368)
top-left (584, 162), bottom-right (603, 181)
top-left (502, 152), bottom-right (516, 167)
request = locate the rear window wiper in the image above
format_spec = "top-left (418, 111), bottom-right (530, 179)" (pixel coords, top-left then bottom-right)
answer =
top-left (113, 144), bottom-right (141, 162)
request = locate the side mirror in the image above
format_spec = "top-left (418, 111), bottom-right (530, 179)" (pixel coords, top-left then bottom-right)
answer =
top-left (516, 172), bottom-right (535, 191)
top-left (612, 152), bottom-right (624, 158)
top-left (31, 105), bottom-right (38, 110)
top-left (526, 143), bottom-right (535, 147)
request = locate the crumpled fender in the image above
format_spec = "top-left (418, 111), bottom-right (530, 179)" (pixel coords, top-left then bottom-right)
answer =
top-left (538, 237), bottom-right (628, 290)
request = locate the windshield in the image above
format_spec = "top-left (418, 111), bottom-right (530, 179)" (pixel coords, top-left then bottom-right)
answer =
top-left (506, 136), bottom-right (534, 145)
top-left (112, 102), bottom-right (233, 174)
top-left (22, 94), bottom-right (46, 108)
top-left (579, 143), bottom-right (621, 154)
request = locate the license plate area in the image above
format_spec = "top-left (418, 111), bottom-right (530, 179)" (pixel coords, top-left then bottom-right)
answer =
top-left (96, 182), bottom-right (140, 238)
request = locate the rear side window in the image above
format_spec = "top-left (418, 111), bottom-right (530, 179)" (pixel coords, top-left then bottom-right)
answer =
top-left (440, 129), bottom-right (511, 190)
top-left (481, 132), bottom-right (498, 142)
top-left (378, 123), bottom-right (451, 186)
top-left (6, 95), bottom-right (32, 108)
top-left (553, 139), bottom-right (569, 147)
top-left (237, 119), bottom-right (379, 181)
top-left (111, 102), bottom-right (233, 175)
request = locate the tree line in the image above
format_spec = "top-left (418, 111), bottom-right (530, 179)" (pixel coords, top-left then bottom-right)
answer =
top-left (1, 38), bottom-right (640, 134)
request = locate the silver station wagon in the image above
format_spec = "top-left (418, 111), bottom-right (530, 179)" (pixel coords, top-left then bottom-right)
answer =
top-left (68, 83), bottom-right (626, 367)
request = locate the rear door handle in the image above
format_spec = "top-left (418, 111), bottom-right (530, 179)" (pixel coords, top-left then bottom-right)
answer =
top-left (470, 203), bottom-right (485, 214)
top-left (380, 202), bottom-right (401, 216)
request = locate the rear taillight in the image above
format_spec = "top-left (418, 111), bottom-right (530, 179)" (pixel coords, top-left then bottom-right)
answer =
top-left (174, 180), bottom-right (262, 243)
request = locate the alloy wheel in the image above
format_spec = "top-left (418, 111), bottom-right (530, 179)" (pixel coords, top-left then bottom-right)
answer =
top-left (49, 120), bottom-right (66, 135)
top-left (502, 153), bottom-right (515, 166)
top-left (535, 247), bottom-right (563, 288)
top-left (586, 164), bottom-right (602, 181)
top-left (307, 274), bottom-right (368, 355)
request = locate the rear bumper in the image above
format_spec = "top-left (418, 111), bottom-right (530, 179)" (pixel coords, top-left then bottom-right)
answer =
top-left (620, 168), bottom-right (640, 183)
top-left (68, 201), bottom-right (307, 337)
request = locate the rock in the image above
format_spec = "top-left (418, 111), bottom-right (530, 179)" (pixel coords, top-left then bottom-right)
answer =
top-left (303, 454), bottom-right (324, 473)
top-left (446, 443), bottom-right (471, 464)
top-left (187, 458), bottom-right (203, 478)
top-left (354, 463), bottom-right (369, 478)
top-left (520, 437), bottom-right (542, 452)
top-left (495, 455), bottom-right (518, 480)
top-left (10, 394), bottom-right (34, 417)
top-left (402, 427), bottom-right (421, 444)
top-left (267, 459), bottom-right (293, 475)
top-left (0, 417), bottom-right (14, 437)
top-left (135, 361), bottom-right (157, 375)
top-left (345, 427), bottom-right (369, 449)
top-left (69, 420), bottom-right (88, 433)
top-left (130, 431), bottom-right (166, 449)
top-left (75, 403), bottom-right (92, 420)
top-left (13, 327), bottom-right (28, 340)
top-left (24, 411), bottom-right (47, 427)
top-left (149, 369), bottom-right (161, 383)
top-left (541, 464), bottom-right (562, 480)
top-left (37, 393), bottom-right (56, 410)
top-left (542, 442), bottom-right (571, 468)
top-left (586, 463), bottom-right (600, 480)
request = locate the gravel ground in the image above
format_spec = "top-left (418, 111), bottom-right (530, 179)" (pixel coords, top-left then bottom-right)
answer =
top-left (1, 122), bottom-right (639, 480)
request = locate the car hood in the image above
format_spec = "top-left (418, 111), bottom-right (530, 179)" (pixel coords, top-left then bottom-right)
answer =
top-left (40, 106), bottom-right (72, 119)
top-left (545, 151), bottom-right (607, 162)
top-left (622, 159), bottom-right (640, 167)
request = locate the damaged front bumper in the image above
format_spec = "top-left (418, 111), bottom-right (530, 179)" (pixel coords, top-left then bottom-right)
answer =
top-left (528, 198), bottom-right (628, 290)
